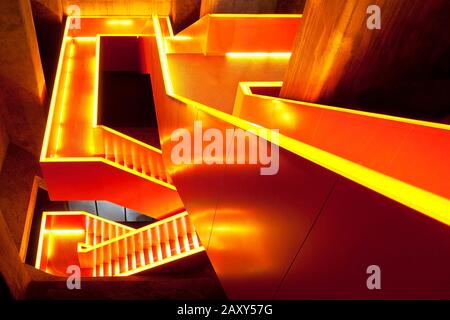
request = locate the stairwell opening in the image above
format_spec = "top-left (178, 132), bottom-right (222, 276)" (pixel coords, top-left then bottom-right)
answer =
top-left (98, 36), bottom-right (161, 148)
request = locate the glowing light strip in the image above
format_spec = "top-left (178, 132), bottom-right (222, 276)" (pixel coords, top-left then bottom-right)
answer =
top-left (166, 36), bottom-right (191, 40)
top-left (41, 156), bottom-right (176, 189)
top-left (55, 42), bottom-right (74, 156)
top-left (210, 14), bottom-right (302, 18)
top-left (42, 211), bottom-right (136, 231)
top-left (78, 211), bottom-right (189, 252)
top-left (102, 157), bottom-right (176, 189)
top-left (117, 247), bottom-right (205, 276)
top-left (35, 212), bottom-right (48, 269)
top-left (34, 210), bottom-right (140, 272)
top-left (153, 15), bottom-right (174, 95)
top-left (40, 17), bottom-right (71, 160)
top-left (100, 126), bottom-right (163, 154)
top-left (240, 82), bottom-right (450, 131)
top-left (226, 52), bottom-right (291, 58)
top-left (165, 16), bottom-right (174, 37)
top-left (66, 15), bottom-right (153, 18)
top-left (93, 36), bottom-right (100, 127)
top-left (44, 229), bottom-right (85, 235)
top-left (106, 19), bottom-right (133, 26)
top-left (96, 33), bottom-right (149, 37)
top-left (152, 15), bottom-right (450, 226)
top-left (66, 36), bottom-right (97, 41)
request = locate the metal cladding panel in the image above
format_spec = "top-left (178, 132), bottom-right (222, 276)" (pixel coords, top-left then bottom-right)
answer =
top-left (41, 160), bottom-right (183, 218)
top-left (277, 176), bottom-right (450, 299)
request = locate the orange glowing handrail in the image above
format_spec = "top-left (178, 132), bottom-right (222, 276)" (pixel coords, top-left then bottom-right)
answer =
top-left (40, 17), bottom-right (71, 161)
top-left (35, 210), bottom-right (205, 277)
top-left (78, 211), bottom-right (191, 252)
top-left (152, 15), bottom-right (450, 226)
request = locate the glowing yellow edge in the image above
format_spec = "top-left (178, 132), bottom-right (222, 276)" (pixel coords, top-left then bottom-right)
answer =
top-left (35, 212), bottom-right (48, 268)
top-left (41, 21), bottom-right (172, 189)
top-left (41, 157), bottom-right (176, 190)
top-left (210, 14), bottom-right (302, 18)
top-left (40, 17), bottom-right (71, 161)
top-left (226, 52), bottom-right (291, 58)
top-left (78, 211), bottom-right (188, 252)
top-left (165, 16), bottom-right (174, 37)
top-left (117, 247), bottom-right (205, 276)
top-left (47, 210), bottom-right (136, 229)
top-left (35, 211), bottom-right (136, 269)
top-left (93, 35), bottom-right (100, 127)
top-left (239, 82), bottom-right (450, 131)
top-left (99, 125), bottom-right (163, 154)
top-left (153, 16), bottom-right (450, 226)
top-left (63, 15), bottom-right (154, 18)
top-left (66, 36), bottom-right (97, 41)
top-left (96, 33), bottom-right (152, 37)
top-left (41, 17), bottom-right (157, 160)
top-left (44, 229), bottom-right (85, 235)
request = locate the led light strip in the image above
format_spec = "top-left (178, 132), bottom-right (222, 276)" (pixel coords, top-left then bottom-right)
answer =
top-left (44, 229), bottom-right (85, 235)
top-left (93, 35), bottom-right (100, 127)
top-left (225, 52), bottom-right (291, 58)
top-left (40, 17), bottom-right (71, 160)
top-left (152, 15), bottom-right (450, 226)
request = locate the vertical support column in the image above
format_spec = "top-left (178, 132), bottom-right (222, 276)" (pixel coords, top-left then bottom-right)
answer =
top-left (0, 0), bottom-right (46, 156)
top-left (280, 0), bottom-right (450, 121)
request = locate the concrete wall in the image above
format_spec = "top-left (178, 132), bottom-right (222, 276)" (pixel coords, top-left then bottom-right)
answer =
top-left (281, 0), bottom-right (450, 122)
top-left (0, 116), bottom-right (9, 173)
top-left (0, 210), bottom-right (30, 299)
top-left (0, 0), bottom-right (46, 156)
top-left (62, 0), bottom-right (171, 16)
top-left (200, 0), bottom-right (305, 15)
top-left (0, 144), bottom-right (41, 249)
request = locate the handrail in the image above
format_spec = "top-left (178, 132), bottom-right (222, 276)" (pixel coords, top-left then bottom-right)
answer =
top-left (152, 15), bottom-right (450, 226)
top-left (78, 211), bottom-right (190, 252)
top-left (97, 126), bottom-right (174, 186)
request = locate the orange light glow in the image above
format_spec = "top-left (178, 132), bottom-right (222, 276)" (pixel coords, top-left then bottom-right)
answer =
top-left (40, 17), bottom-right (71, 160)
top-left (225, 52), bottom-right (292, 58)
top-left (44, 229), bottom-right (85, 235)
top-left (93, 35), bottom-right (100, 127)
top-left (36, 211), bottom-right (204, 277)
top-left (106, 19), bottom-right (133, 26)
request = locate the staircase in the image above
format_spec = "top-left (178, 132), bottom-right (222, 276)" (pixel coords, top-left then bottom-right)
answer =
top-left (41, 125), bottom-right (183, 218)
top-left (98, 126), bottom-right (173, 185)
top-left (36, 211), bottom-right (204, 277)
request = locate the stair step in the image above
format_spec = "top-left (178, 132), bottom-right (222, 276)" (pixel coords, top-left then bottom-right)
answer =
top-left (78, 213), bottom-right (198, 277)
top-left (119, 256), bottom-right (127, 273)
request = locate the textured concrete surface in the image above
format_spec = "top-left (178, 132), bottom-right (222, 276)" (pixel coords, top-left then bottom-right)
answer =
top-left (31, 0), bottom-right (63, 22)
top-left (0, 117), bottom-right (9, 173)
top-left (62, 0), bottom-right (171, 16)
top-left (171, 0), bottom-right (201, 34)
top-left (0, 210), bottom-right (31, 299)
top-left (26, 265), bottom-right (227, 300)
top-left (0, 0), bottom-right (46, 156)
top-left (31, 0), bottom-right (64, 108)
top-left (201, 0), bottom-right (278, 16)
top-left (0, 144), bottom-right (41, 249)
top-left (281, 0), bottom-right (450, 122)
